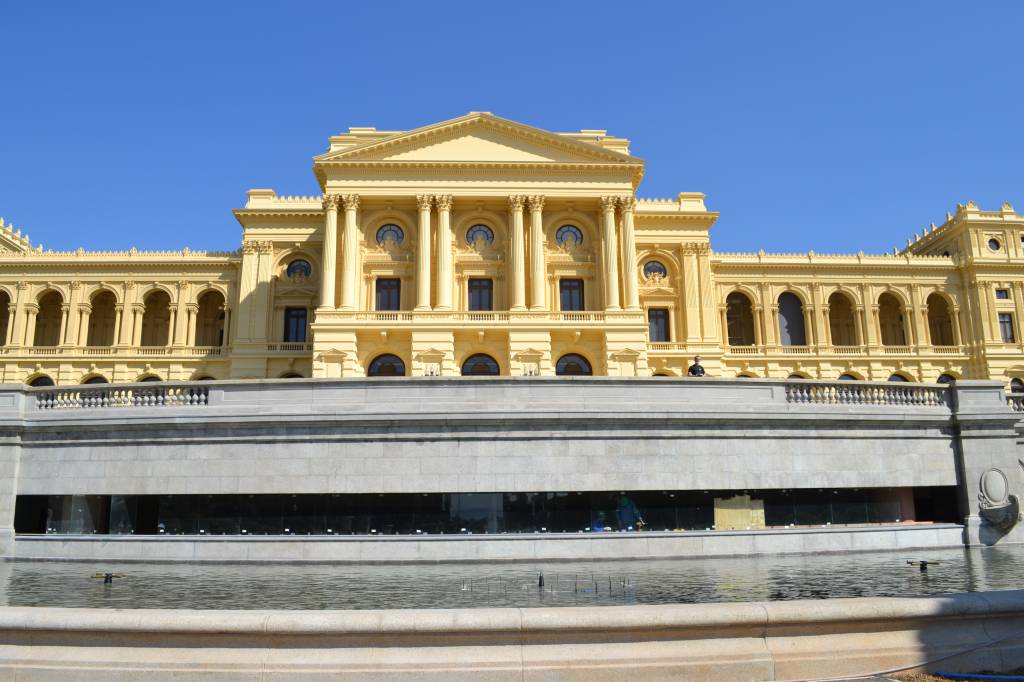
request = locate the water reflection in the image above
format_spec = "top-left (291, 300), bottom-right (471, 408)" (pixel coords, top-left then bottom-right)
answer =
top-left (1, 545), bottom-right (1021, 610)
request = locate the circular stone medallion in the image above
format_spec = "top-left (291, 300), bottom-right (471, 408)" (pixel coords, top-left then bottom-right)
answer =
top-left (980, 468), bottom-right (1009, 506)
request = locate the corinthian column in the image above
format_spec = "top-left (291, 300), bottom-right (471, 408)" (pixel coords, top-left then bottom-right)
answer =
top-left (619, 196), bottom-right (640, 310)
top-left (434, 194), bottom-right (453, 310)
top-left (319, 194), bottom-right (340, 310)
top-left (416, 194), bottom-right (433, 310)
top-left (600, 196), bottom-right (620, 310)
top-left (528, 195), bottom-right (546, 310)
top-left (509, 195), bottom-right (527, 310)
top-left (340, 194), bottom-right (360, 310)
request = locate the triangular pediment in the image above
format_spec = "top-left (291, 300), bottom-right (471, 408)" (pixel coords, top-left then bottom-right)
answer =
top-left (316, 113), bottom-right (642, 166)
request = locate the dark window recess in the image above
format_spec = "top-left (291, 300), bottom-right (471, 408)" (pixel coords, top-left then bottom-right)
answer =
top-left (559, 279), bottom-right (584, 311)
top-left (996, 289), bottom-right (1010, 300)
top-left (467, 279), bottom-right (493, 311)
top-left (284, 308), bottom-right (307, 342)
top-left (375, 279), bottom-right (401, 311)
top-left (12, 487), bottom-right (960, 536)
top-left (999, 313), bottom-right (1016, 343)
top-left (648, 308), bottom-right (670, 342)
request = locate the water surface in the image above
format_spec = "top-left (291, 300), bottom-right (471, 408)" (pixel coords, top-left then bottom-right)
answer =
top-left (1, 545), bottom-right (1020, 609)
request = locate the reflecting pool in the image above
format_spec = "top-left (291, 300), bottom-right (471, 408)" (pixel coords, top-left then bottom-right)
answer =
top-left (1, 545), bottom-right (1021, 610)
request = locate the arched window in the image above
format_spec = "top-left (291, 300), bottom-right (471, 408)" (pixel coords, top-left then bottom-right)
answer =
top-left (27, 375), bottom-right (54, 387)
top-left (376, 224), bottom-right (404, 245)
top-left (138, 375), bottom-right (162, 383)
top-left (878, 293), bottom-right (906, 346)
top-left (556, 353), bottom-right (592, 376)
top-left (937, 374), bottom-right (956, 384)
top-left (643, 261), bottom-right (667, 279)
top-left (87, 291), bottom-right (117, 347)
top-left (0, 290), bottom-right (11, 347)
top-left (926, 294), bottom-right (955, 347)
top-left (141, 290), bottom-right (172, 347)
top-left (1010, 378), bottom-right (1024, 393)
top-left (827, 292), bottom-right (858, 346)
top-left (193, 375), bottom-right (215, 381)
top-left (196, 290), bottom-right (226, 347)
top-left (466, 224), bottom-right (494, 245)
top-left (82, 376), bottom-right (108, 385)
top-left (788, 373), bottom-right (808, 379)
top-left (461, 353), bottom-right (500, 376)
top-left (726, 292), bottom-right (756, 346)
top-left (286, 259), bottom-right (312, 278)
top-left (555, 225), bottom-right (583, 247)
top-left (368, 354), bottom-right (406, 377)
top-left (888, 373), bottom-right (910, 382)
top-left (838, 374), bottom-right (858, 381)
top-left (34, 291), bottom-right (64, 347)
top-left (777, 292), bottom-right (807, 346)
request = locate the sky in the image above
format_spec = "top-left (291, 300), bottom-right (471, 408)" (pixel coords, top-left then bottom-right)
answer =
top-left (1, 1), bottom-right (1021, 254)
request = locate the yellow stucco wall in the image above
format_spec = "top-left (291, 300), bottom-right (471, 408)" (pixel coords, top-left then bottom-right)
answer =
top-left (1, 114), bottom-right (1021, 387)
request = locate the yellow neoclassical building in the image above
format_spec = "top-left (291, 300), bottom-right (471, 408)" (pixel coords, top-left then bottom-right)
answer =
top-left (1, 112), bottom-right (1023, 386)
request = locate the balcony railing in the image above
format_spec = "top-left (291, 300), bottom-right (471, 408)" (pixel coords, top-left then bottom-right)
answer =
top-left (266, 343), bottom-right (313, 353)
top-left (0, 345), bottom-right (229, 358)
top-left (331, 310), bottom-right (646, 326)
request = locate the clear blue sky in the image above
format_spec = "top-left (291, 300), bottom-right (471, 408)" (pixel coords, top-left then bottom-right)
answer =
top-left (1, 1), bottom-right (1021, 254)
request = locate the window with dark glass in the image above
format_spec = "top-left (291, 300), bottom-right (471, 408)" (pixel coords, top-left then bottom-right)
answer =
top-left (555, 353), bottom-right (592, 376)
top-left (996, 289), bottom-right (1010, 300)
top-left (375, 278), bottom-right (401, 311)
top-left (648, 308), bottom-right (670, 342)
top-left (559, 279), bottom-right (584, 311)
top-left (284, 308), bottom-right (307, 342)
top-left (468, 279), bottom-right (493, 311)
top-left (368, 354), bottom-right (406, 377)
top-left (999, 313), bottom-right (1015, 343)
top-left (461, 353), bottom-right (500, 376)
top-left (286, 259), bottom-right (312, 278)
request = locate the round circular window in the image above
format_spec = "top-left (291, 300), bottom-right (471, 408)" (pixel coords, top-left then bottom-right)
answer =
top-left (643, 261), bottom-right (668, 278)
top-left (376, 224), bottom-right (404, 245)
top-left (555, 225), bottom-right (583, 246)
top-left (988, 238), bottom-right (1001, 252)
top-left (466, 224), bottom-right (494, 245)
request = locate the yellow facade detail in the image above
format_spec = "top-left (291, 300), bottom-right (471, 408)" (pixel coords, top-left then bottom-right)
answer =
top-left (1, 113), bottom-right (1023, 387)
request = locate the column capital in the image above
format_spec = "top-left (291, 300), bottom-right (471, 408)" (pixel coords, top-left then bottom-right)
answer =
top-left (618, 195), bottom-right (636, 211)
top-left (342, 194), bottom-right (360, 210)
top-left (16, 281), bottom-right (29, 291)
top-left (416, 194), bottom-right (433, 211)
top-left (508, 195), bottom-right (526, 211)
top-left (528, 195), bottom-right (545, 211)
top-left (322, 193), bottom-right (342, 210)
top-left (599, 195), bottom-right (617, 212)
top-left (434, 194), bottom-right (453, 211)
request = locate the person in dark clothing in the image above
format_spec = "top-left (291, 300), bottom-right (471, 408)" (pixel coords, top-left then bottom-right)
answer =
top-left (687, 355), bottom-right (706, 377)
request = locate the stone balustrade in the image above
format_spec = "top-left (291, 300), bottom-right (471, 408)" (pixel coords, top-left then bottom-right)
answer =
top-left (33, 385), bottom-right (209, 410)
top-left (785, 380), bottom-right (949, 407)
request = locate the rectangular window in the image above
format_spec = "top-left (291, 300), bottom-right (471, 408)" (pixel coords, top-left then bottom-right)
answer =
top-left (375, 278), bottom-right (401, 311)
top-left (648, 308), bottom-right (670, 342)
top-left (284, 308), bottom-right (307, 342)
top-left (467, 278), bottom-right (493, 311)
top-left (996, 289), bottom-right (1011, 300)
top-left (559, 279), bottom-right (584, 312)
top-left (999, 313), bottom-right (1016, 343)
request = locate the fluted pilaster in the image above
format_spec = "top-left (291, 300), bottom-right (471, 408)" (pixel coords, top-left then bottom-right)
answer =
top-left (340, 194), bottom-right (360, 310)
top-left (528, 196), bottom-right (545, 310)
top-left (435, 194), bottom-right (453, 310)
top-left (600, 196), bottom-right (620, 310)
top-left (619, 196), bottom-right (639, 310)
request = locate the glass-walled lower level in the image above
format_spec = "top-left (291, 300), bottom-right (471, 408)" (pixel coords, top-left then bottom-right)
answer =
top-left (13, 487), bottom-right (960, 536)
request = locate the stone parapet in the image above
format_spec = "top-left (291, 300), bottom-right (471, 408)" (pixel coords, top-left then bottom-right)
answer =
top-left (1, 590), bottom-right (1023, 679)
